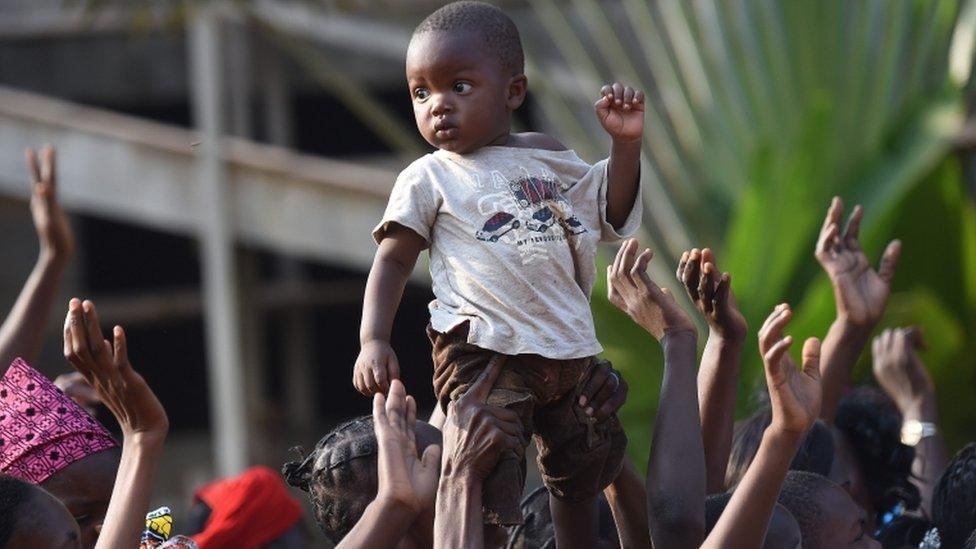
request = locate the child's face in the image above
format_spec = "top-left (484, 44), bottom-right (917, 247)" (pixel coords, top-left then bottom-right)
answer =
top-left (406, 31), bottom-right (525, 154)
top-left (814, 484), bottom-right (881, 549)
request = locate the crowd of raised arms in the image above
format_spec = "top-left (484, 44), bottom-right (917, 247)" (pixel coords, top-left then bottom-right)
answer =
top-left (1, 2), bottom-right (975, 549)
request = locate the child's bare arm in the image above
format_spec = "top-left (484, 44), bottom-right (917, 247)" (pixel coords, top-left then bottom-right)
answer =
top-left (702, 305), bottom-right (821, 549)
top-left (677, 248), bottom-right (746, 494)
top-left (603, 456), bottom-right (652, 549)
top-left (815, 197), bottom-right (900, 423)
top-left (0, 146), bottom-right (74, 373)
top-left (63, 299), bottom-right (168, 549)
top-left (595, 83), bottom-right (644, 230)
top-left (355, 224), bottom-right (426, 396)
top-left (608, 239), bottom-right (705, 548)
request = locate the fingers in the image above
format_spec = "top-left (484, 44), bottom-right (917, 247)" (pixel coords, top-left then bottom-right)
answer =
top-left (81, 300), bottom-right (107, 358)
top-left (373, 391), bottom-right (388, 424)
top-left (676, 250), bottom-right (688, 282)
top-left (816, 222), bottom-right (840, 258)
top-left (877, 239), bottom-right (901, 283)
top-left (699, 259), bottom-right (718, 314)
top-left (578, 362), bottom-right (609, 408)
top-left (714, 272), bottom-right (731, 310)
top-left (842, 205), bottom-right (863, 250)
top-left (800, 337), bottom-right (822, 379)
top-left (363, 366), bottom-right (381, 395)
top-left (486, 406), bottom-right (523, 439)
top-left (586, 373), bottom-right (618, 418)
top-left (758, 304), bottom-right (791, 354)
top-left (612, 82), bottom-right (624, 106)
top-left (112, 326), bottom-right (129, 371)
top-left (386, 378), bottom-right (406, 426)
top-left (41, 146), bottom-right (55, 186)
top-left (467, 354), bottom-right (506, 402)
top-left (630, 247), bottom-right (655, 288)
top-left (373, 357), bottom-right (389, 394)
top-left (66, 298), bottom-right (93, 366)
top-left (593, 373), bottom-right (626, 421)
top-left (763, 335), bottom-right (794, 371)
top-left (25, 148), bottom-right (42, 185)
top-left (682, 248), bottom-right (701, 301)
top-left (905, 325), bottom-right (926, 350)
top-left (420, 443), bottom-right (442, 469)
top-left (821, 196), bottom-right (843, 233)
top-left (388, 352), bottom-right (401, 384)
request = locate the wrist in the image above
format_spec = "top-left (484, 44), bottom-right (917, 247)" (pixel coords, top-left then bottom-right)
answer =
top-left (360, 335), bottom-right (391, 347)
top-left (38, 248), bottom-right (69, 269)
top-left (764, 425), bottom-right (806, 447)
top-left (373, 492), bottom-right (421, 522)
top-left (662, 328), bottom-right (697, 348)
top-left (902, 393), bottom-right (938, 422)
top-left (440, 458), bottom-right (483, 486)
top-left (611, 136), bottom-right (643, 147)
top-left (833, 314), bottom-right (876, 335)
top-left (707, 328), bottom-right (745, 347)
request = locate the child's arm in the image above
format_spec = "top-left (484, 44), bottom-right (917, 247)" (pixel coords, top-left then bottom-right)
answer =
top-left (702, 304), bottom-right (821, 549)
top-left (814, 197), bottom-right (901, 423)
top-left (872, 327), bottom-right (946, 517)
top-left (0, 146), bottom-right (74, 373)
top-left (355, 224), bottom-right (426, 395)
top-left (595, 83), bottom-right (644, 230)
top-left (63, 299), bottom-right (168, 549)
top-left (435, 357), bottom-right (522, 549)
top-left (677, 248), bottom-right (747, 493)
top-left (607, 239), bottom-right (705, 549)
top-left (339, 379), bottom-right (441, 549)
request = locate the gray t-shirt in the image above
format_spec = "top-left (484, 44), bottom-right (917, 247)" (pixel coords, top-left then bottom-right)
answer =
top-left (373, 146), bottom-right (642, 359)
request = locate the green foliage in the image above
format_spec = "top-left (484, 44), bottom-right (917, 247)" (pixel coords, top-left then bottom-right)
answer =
top-left (520, 0), bottom-right (975, 462)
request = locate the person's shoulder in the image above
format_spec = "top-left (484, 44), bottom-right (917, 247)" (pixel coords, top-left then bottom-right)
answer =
top-left (396, 152), bottom-right (448, 183)
top-left (510, 132), bottom-right (569, 152)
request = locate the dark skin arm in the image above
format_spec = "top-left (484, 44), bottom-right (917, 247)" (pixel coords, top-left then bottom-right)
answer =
top-left (0, 146), bottom-right (74, 374)
top-left (703, 305), bottom-right (822, 549)
top-left (608, 239), bottom-right (705, 549)
top-left (872, 328), bottom-right (947, 517)
top-left (595, 83), bottom-right (644, 230)
top-left (354, 225), bottom-right (426, 396)
top-left (677, 248), bottom-right (747, 494)
top-left (814, 197), bottom-right (900, 423)
top-left (603, 456), bottom-right (652, 549)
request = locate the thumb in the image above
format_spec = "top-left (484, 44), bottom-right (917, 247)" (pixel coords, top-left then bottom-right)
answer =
top-left (421, 444), bottom-right (442, 470)
top-left (878, 240), bottom-right (901, 283)
top-left (388, 352), bottom-right (401, 381)
top-left (112, 326), bottom-right (129, 369)
top-left (801, 337), bottom-right (822, 379)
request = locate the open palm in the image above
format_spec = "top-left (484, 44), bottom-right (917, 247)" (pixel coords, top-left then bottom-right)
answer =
top-left (759, 305), bottom-right (822, 434)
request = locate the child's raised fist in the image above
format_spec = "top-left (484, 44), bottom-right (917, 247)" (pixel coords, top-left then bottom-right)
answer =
top-left (595, 83), bottom-right (645, 143)
top-left (354, 340), bottom-right (401, 396)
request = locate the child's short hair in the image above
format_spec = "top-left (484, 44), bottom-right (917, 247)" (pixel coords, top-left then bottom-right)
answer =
top-left (933, 443), bottom-right (976, 549)
top-left (281, 416), bottom-right (378, 544)
top-left (412, 1), bottom-right (524, 74)
top-left (0, 475), bottom-right (34, 546)
top-left (777, 471), bottom-right (835, 548)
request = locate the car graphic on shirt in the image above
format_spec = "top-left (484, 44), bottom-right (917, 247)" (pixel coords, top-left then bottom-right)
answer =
top-left (559, 215), bottom-right (587, 235)
top-left (526, 206), bottom-right (558, 232)
top-left (509, 176), bottom-right (565, 209)
top-left (476, 212), bottom-right (521, 242)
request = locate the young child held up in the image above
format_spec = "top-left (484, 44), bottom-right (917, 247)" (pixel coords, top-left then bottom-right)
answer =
top-left (354, 1), bottom-right (645, 526)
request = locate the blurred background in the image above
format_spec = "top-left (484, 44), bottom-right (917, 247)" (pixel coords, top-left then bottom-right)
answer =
top-left (0, 0), bottom-right (974, 543)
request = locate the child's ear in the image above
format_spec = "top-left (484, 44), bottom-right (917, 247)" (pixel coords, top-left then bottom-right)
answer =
top-left (506, 74), bottom-right (528, 111)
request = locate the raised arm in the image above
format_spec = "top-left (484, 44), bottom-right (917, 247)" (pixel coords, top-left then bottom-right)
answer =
top-left (872, 327), bottom-right (947, 517)
top-left (63, 299), bottom-right (168, 549)
top-left (608, 239), bottom-right (704, 549)
top-left (355, 225), bottom-right (426, 396)
top-left (703, 304), bottom-right (821, 549)
top-left (435, 357), bottom-right (522, 549)
top-left (814, 197), bottom-right (900, 423)
top-left (339, 379), bottom-right (441, 549)
top-left (677, 248), bottom-right (747, 493)
top-left (0, 146), bottom-right (75, 372)
top-left (595, 83), bottom-right (644, 230)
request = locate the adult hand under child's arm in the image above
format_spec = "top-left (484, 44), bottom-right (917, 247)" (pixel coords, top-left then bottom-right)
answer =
top-left (339, 379), bottom-right (441, 549)
top-left (595, 83), bottom-right (644, 230)
top-left (355, 225), bottom-right (426, 396)
top-left (608, 239), bottom-right (705, 549)
top-left (677, 248), bottom-right (747, 493)
top-left (872, 327), bottom-right (946, 517)
top-left (815, 197), bottom-right (901, 423)
top-left (63, 299), bottom-right (168, 549)
top-left (702, 305), bottom-right (821, 549)
top-left (0, 146), bottom-right (75, 373)
top-left (603, 456), bottom-right (652, 549)
top-left (435, 357), bottom-right (522, 549)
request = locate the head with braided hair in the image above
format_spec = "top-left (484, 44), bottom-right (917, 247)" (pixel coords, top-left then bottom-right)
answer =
top-left (282, 415), bottom-right (441, 544)
top-left (0, 474), bottom-right (82, 547)
top-left (834, 387), bottom-right (920, 527)
top-left (933, 443), bottom-right (976, 549)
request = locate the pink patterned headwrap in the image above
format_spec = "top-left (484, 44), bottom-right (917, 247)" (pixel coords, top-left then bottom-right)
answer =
top-left (0, 358), bottom-right (117, 484)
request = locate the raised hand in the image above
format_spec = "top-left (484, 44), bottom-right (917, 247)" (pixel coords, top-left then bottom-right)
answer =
top-left (872, 327), bottom-right (934, 415)
top-left (63, 299), bottom-right (168, 443)
top-left (441, 356), bottom-right (522, 481)
top-left (758, 304), bottom-right (821, 435)
top-left (26, 146), bottom-right (74, 261)
top-left (676, 248), bottom-right (746, 340)
top-left (595, 83), bottom-right (645, 143)
top-left (354, 340), bottom-right (400, 396)
top-left (815, 197), bottom-right (901, 327)
top-left (373, 379), bottom-right (442, 516)
top-left (608, 239), bottom-right (695, 341)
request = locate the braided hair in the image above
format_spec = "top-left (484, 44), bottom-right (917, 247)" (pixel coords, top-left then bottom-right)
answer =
top-left (282, 416), bottom-right (379, 544)
top-left (835, 387), bottom-right (921, 517)
top-left (0, 475), bottom-right (34, 547)
top-left (933, 443), bottom-right (976, 549)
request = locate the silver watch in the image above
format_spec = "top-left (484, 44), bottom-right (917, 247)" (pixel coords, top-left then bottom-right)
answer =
top-left (900, 420), bottom-right (937, 446)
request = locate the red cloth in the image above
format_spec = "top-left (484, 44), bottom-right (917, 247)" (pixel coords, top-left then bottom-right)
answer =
top-left (191, 466), bottom-right (303, 549)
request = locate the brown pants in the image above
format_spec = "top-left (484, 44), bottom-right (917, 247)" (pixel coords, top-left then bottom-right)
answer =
top-left (430, 323), bottom-right (627, 525)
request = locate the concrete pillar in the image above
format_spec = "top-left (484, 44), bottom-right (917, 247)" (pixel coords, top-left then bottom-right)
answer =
top-left (188, 6), bottom-right (248, 476)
